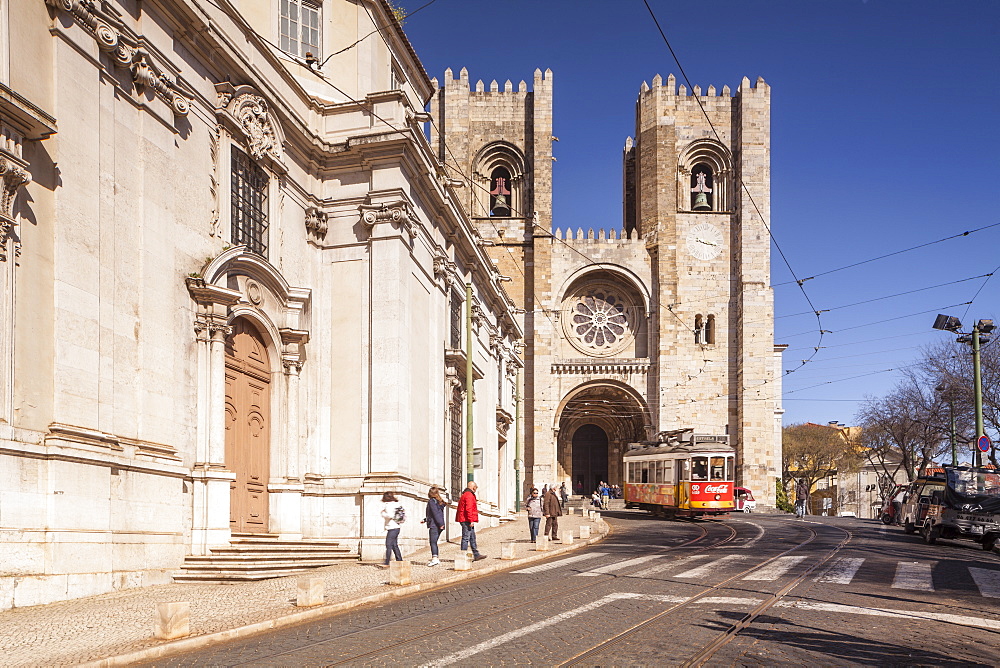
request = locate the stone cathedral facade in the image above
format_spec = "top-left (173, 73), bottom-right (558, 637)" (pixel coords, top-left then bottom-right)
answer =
top-left (431, 71), bottom-right (784, 506)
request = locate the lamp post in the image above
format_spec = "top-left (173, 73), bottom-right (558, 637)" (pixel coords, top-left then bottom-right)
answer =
top-left (933, 315), bottom-right (995, 467)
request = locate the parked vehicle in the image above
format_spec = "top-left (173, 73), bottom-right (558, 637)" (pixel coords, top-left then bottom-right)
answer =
top-left (920, 466), bottom-right (1000, 552)
top-left (734, 487), bottom-right (756, 513)
top-left (899, 474), bottom-right (946, 535)
top-left (880, 485), bottom-right (906, 525)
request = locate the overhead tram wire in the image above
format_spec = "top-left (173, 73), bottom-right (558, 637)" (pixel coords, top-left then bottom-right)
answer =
top-left (777, 274), bottom-right (991, 319)
top-left (639, 0), bottom-right (824, 381)
top-left (319, 0), bottom-right (440, 68)
top-left (771, 221), bottom-right (1000, 288)
top-left (961, 259), bottom-right (1000, 321)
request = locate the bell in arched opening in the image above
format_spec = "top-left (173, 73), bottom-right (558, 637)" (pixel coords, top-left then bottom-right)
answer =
top-left (690, 168), bottom-right (713, 211)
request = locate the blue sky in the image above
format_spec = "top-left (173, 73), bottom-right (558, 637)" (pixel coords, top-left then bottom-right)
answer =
top-left (403, 0), bottom-right (1000, 427)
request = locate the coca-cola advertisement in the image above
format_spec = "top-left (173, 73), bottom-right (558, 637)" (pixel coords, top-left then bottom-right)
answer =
top-left (689, 481), bottom-right (733, 502)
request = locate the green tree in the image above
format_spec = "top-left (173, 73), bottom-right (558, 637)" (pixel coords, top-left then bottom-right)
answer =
top-left (783, 422), bottom-right (861, 513)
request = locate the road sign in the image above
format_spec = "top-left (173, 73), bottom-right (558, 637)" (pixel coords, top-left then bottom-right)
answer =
top-left (977, 435), bottom-right (991, 452)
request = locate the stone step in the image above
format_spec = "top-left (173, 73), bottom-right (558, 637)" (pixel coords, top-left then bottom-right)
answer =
top-left (182, 552), bottom-right (353, 564)
top-left (172, 568), bottom-right (316, 583)
top-left (213, 544), bottom-right (352, 555)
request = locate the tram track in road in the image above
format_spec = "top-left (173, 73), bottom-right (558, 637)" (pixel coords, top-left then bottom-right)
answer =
top-left (170, 517), bottom-right (742, 667)
top-left (556, 520), bottom-right (854, 668)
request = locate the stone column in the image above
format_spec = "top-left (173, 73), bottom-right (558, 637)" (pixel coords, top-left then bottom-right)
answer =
top-left (186, 278), bottom-right (241, 554)
top-left (268, 328), bottom-right (308, 539)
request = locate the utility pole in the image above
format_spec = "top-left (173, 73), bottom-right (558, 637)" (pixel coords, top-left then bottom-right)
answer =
top-left (465, 282), bottom-right (475, 483)
top-left (933, 314), bottom-right (994, 468)
top-left (973, 323), bottom-right (984, 468)
top-left (514, 364), bottom-right (523, 509)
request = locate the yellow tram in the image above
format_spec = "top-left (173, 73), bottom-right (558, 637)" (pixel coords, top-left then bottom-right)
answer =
top-left (623, 431), bottom-right (736, 518)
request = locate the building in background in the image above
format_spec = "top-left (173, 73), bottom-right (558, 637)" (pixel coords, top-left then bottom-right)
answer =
top-left (431, 71), bottom-right (783, 506)
top-left (0, 0), bottom-right (520, 609)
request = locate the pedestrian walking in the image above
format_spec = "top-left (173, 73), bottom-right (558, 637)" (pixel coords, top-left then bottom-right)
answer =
top-left (379, 491), bottom-right (404, 568)
top-left (456, 481), bottom-right (486, 560)
top-left (524, 488), bottom-right (543, 542)
top-left (559, 482), bottom-right (569, 507)
top-left (600, 481), bottom-right (610, 510)
top-left (542, 485), bottom-right (562, 540)
top-left (424, 486), bottom-right (446, 567)
top-left (795, 479), bottom-right (808, 518)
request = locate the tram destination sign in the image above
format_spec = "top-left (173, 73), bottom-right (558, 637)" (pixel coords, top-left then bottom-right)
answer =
top-left (691, 434), bottom-right (728, 445)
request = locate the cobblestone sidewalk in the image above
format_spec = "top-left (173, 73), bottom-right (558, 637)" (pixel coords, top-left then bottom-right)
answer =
top-left (0, 511), bottom-right (607, 667)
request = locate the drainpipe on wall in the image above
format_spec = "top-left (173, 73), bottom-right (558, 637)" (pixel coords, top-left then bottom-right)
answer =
top-left (515, 363), bottom-right (523, 509)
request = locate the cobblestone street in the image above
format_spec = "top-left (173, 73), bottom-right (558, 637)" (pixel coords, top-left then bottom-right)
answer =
top-left (0, 511), bottom-right (604, 667)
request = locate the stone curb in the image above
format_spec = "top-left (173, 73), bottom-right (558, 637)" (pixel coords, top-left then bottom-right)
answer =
top-left (80, 519), bottom-right (610, 667)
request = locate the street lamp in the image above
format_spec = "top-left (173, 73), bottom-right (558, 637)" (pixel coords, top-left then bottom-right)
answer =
top-left (933, 314), bottom-right (995, 467)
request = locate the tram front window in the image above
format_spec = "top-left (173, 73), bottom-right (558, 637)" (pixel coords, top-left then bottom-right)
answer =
top-left (691, 457), bottom-right (708, 481)
top-left (710, 457), bottom-right (726, 481)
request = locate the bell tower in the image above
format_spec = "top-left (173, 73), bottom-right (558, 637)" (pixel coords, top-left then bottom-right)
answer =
top-left (624, 74), bottom-right (779, 503)
top-left (429, 68), bottom-right (556, 489)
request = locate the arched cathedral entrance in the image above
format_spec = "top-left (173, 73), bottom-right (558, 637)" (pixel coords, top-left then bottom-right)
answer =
top-left (225, 317), bottom-right (271, 533)
top-left (556, 381), bottom-right (650, 498)
top-left (571, 424), bottom-right (608, 496)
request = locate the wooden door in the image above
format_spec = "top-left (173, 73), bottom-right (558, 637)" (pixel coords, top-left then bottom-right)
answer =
top-left (224, 318), bottom-right (271, 533)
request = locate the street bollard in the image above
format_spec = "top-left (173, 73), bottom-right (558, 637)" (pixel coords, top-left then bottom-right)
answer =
top-left (593, 512), bottom-right (601, 522)
top-left (389, 560), bottom-right (412, 585)
top-left (296, 577), bottom-right (325, 607)
top-left (579, 525), bottom-right (591, 539)
top-left (154, 602), bottom-right (190, 640)
top-left (561, 530), bottom-right (574, 545)
top-left (501, 541), bottom-right (517, 560)
top-left (587, 510), bottom-right (594, 520)
top-left (454, 553), bottom-right (472, 570)
top-left (535, 535), bottom-right (551, 551)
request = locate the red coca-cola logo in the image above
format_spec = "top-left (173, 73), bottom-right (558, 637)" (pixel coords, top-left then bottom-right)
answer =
top-left (704, 484), bottom-right (728, 494)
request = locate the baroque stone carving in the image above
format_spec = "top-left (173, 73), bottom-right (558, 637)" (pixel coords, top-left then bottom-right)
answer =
top-left (232, 94), bottom-right (278, 161)
top-left (131, 51), bottom-right (191, 117)
top-left (433, 253), bottom-right (456, 283)
top-left (359, 201), bottom-right (416, 239)
top-left (305, 206), bottom-right (328, 237)
top-left (0, 156), bottom-right (31, 262)
top-left (44, 0), bottom-right (191, 117)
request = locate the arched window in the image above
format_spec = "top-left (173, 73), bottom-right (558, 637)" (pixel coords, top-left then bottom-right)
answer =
top-left (489, 167), bottom-right (512, 217)
top-left (694, 315), bottom-right (704, 344)
top-left (705, 314), bottom-right (716, 345)
top-left (690, 164), bottom-right (713, 210)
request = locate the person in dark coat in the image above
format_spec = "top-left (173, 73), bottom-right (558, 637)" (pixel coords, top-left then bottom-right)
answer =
top-left (456, 481), bottom-right (486, 560)
top-left (424, 486), bottom-right (446, 567)
top-left (542, 486), bottom-right (562, 540)
top-left (795, 479), bottom-right (808, 518)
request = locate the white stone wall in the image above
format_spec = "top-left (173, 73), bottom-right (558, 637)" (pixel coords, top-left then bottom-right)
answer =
top-left (0, 0), bottom-right (521, 608)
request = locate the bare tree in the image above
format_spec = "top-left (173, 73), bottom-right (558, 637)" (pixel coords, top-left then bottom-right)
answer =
top-left (856, 372), bottom-right (951, 482)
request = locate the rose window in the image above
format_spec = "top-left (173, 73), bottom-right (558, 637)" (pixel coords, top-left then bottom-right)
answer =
top-left (571, 291), bottom-right (630, 350)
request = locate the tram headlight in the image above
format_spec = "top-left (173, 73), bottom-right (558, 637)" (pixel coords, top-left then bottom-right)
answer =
top-left (714, 494), bottom-right (721, 500)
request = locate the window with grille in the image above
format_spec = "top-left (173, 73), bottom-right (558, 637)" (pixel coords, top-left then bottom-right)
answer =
top-left (449, 290), bottom-right (463, 350)
top-left (450, 400), bottom-right (463, 499)
top-left (231, 147), bottom-right (269, 257)
top-left (280, 0), bottom-right (321, 60)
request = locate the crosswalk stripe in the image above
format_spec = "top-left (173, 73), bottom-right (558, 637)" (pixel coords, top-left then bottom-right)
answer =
top-left (816, 557), bottom-right (865, 584)
top-left (969, 567), bottom-right (1000, 599)
top-left (743, 556), bottom-right (806, 581)
top-left (675, 555), bottom-right (745, 578)
top-left (892, 561), bottom-right (934, 591)
top-left (512, 552), bottom-right (608, 574)
top-left (575, 553), bottom-right (665, 576)
top-left (627, 554), bottom-right (709, 579)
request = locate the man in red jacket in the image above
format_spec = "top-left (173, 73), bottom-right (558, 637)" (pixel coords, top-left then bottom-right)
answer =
top-left (456, 481), bottom-right (486, 561)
